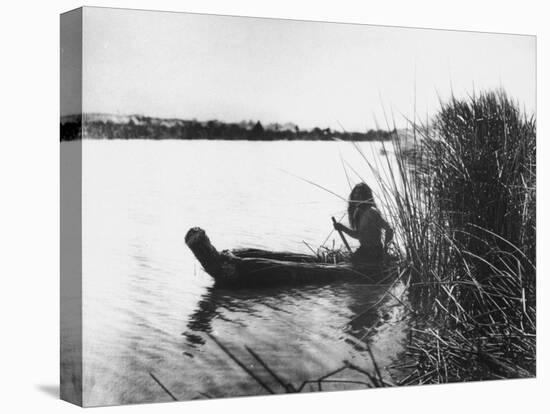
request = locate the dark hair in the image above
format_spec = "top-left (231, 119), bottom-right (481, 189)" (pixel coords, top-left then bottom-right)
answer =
top-left (348, 183), bottom-right (375, 229)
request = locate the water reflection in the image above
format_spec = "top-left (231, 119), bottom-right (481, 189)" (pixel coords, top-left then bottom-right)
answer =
top-left (176, 278), bottom-right (409, 399)
top-left (183, 280), bottom-right (399, 351)
top-left (79, 140), bottom-right (409, 405)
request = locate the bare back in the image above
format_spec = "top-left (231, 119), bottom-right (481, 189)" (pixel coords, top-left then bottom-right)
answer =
top-left (354, 206), bottom-right (389, 248)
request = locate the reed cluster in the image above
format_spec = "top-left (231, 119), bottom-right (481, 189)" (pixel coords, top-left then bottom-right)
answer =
top-left (372, 90), bottom-right (536, 383)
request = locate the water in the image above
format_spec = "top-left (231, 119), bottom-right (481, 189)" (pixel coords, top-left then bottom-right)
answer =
top-left (67, 140), bottom-right (409, 406)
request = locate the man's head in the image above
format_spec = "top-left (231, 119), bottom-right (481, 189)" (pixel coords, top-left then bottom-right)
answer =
top-left (348, 182), bottom-right (375, 228)
top-left (350, 182), bottom-right (374, 204)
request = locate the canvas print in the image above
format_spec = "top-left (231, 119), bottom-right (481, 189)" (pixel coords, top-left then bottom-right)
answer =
top-left (60, 7), bottom-right (536, 407)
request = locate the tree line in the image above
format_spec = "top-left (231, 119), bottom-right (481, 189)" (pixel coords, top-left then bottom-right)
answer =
top-left (60, 115), bottom-right (393, 141)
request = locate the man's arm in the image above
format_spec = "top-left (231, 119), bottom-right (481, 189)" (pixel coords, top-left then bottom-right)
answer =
top-left (381, 217), bottom-right (394, 250)
top-left (333, 222), bottom-right (359, 239)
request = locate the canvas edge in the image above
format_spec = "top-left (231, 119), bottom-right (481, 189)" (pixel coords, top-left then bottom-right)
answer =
top-left (60, 7), bottom-right (83, 407)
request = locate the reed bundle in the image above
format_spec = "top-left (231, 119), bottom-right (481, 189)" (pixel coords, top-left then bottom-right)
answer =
top-left (369, 90), bottom-right (536, 383)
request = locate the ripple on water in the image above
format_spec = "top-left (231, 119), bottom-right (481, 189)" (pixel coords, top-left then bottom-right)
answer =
top-left (76, 140), bottom-right (409, 406)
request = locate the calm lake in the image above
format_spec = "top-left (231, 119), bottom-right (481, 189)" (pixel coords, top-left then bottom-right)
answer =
top-left (66, 139), bottom-right (410, 406)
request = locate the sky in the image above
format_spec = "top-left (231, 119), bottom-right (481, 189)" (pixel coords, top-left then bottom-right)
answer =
top-left (78, 7), bottom-right (536, 131)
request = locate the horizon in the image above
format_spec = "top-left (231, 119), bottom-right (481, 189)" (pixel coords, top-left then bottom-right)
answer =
top-left (67, 7), bottom-right (536, 131)
top-left (61, 111), bottom-right (400, 133)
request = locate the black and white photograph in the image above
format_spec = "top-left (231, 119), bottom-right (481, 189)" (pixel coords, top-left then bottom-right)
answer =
top-left (58, 5), bottom-right (536, 408)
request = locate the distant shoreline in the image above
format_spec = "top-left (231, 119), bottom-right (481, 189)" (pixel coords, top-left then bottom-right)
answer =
top-left (60, 113), bottom-right (394, 142)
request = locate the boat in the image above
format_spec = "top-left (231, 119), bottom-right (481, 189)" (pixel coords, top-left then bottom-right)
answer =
top-left (185, 227), bottom-right (393, 287)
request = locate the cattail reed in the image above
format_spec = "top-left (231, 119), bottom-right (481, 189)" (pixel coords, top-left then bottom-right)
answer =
top-left (365, 90), bottom-right (536, 383)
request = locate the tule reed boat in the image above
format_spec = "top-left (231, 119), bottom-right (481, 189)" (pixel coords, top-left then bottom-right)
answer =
top-left (185, 227), bottom-right (393, 287)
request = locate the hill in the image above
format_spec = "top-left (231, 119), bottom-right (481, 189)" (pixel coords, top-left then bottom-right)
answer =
top-left (60, 113), bottom-right (393, 142)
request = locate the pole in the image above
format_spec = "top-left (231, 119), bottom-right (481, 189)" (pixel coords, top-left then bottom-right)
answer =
top-left (331, 217), bottom-right (352, 254)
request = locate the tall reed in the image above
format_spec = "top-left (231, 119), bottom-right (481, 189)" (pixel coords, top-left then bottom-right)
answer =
top-left (370, 90), bottom-right (536, 382)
